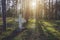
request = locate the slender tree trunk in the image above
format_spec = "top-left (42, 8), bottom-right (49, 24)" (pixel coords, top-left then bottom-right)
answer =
top-left (55, 0), bottom-right (57, 20)
top-left (48, 0), bottom-right (50, 20)
top-left (2, 0), bottom-right (6, 31)
top-left (52, 0), bottom-right (53, 20)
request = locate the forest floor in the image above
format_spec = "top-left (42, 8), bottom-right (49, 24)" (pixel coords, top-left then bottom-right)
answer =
top-left (0, 18), bottom-right (60, 40)
top-left (13, 19), bottom-right (60, 40)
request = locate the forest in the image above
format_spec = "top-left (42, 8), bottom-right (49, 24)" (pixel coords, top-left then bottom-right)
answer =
top-left (0, 0), bottom-right (60, 40)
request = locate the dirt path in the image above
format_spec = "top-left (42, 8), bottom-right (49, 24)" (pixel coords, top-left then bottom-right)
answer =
top-left (25, 21), bottom-right (48, 40)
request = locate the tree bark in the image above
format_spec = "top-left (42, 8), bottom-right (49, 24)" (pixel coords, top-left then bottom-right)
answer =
top-left (55, 0), bottom-right (57, 20)
top-left (48, 0), bottom-right (50, 20)
top-left (2, 0), bottom-right (6, 31)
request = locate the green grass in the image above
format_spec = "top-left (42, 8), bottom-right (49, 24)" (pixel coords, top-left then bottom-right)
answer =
top-left (41, 21), bottom-right (60, 40)
top-left (13, 20), bottom-right (60, 40)
top-left (13, 30), bottom-right (31, 40)
top-left (0, 17), bottom-right (18, 40)
top-left (0, 18), bottom-right (3, 25)
top-left (13, 18), bottom-right (36, 40)
top-left (1, 18), bottom-right (60, 40)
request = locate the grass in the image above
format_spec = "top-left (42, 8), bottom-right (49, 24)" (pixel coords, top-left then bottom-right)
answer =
top-left (13, 18), bottom-right (36, 40)
top-left (41, 21), bottom-right (60, 40)
top-left (0, 18), bottom-right (60, 40)
top-left (0, 18), bottom-right (3, 25)
top-left (13, 19), bottom-right (60, 40)
top-left (13, 30), bottom-right (32, 40)
top-left (0, 17), bottom-right (18, 40)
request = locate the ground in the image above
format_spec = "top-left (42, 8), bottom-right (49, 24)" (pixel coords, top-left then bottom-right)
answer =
top-left (0, 18), bottom-right (60, 40)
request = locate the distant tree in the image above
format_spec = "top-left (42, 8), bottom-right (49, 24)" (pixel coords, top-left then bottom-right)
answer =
top-left (2, 0), bottom-right (6, 31)
top-left (6, 8), bottom-right (14, 17)
top-left (54, 0), bottom-right (60, 20)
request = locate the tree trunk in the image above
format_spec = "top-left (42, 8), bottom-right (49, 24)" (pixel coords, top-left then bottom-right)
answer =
top-left (2, 0), bottom-right (6, 31)
top-left (55, 0), bottom-right (57, 20)
top-left (48, 0), bottom-right (50, 20)
top-left (52, 0), bottom-right (53, 20)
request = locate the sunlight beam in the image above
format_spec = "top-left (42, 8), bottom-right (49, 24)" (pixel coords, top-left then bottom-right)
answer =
top-left (32, 2), bottom-right (36, 8)
top-left (30, 0), bottom-right (36, 9)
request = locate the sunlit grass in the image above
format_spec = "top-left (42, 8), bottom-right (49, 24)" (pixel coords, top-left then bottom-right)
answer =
top-left (11, 20), bottom-right (60, 40)
top-left (0, 18), bottom-right (14, 25)
top-left (27, 23), bottom-right (35, 29)
top-left (0, 18), bottom-right (18, 40)
top-left (43, 22), bottom-right (54, 26)
top-left (27, 18), bottom-right (36, 30)
top-left (13, 20), bottom-right (35, 40)
top-left (0, 18), bottom-right (3, 25)
top-left (28, 18), bottom-right (36, 23)
top-left (1, 18), bottom-right (60, 40)
top-left (42, 21), bottom-right (60, 39)
top-left (0, 22), bottom-right (3, 25)
top-left (46, 27), bottom-right (60, 36)
top-left (6, 18), bottom-right (14, 23)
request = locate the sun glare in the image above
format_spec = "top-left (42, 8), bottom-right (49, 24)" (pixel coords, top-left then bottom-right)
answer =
top-left (30, 0), bottom-right (36, 9)
top-left (32, 2), bottom-right (36, 7)
top-left (18, 4), bottom-right (21, 10)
